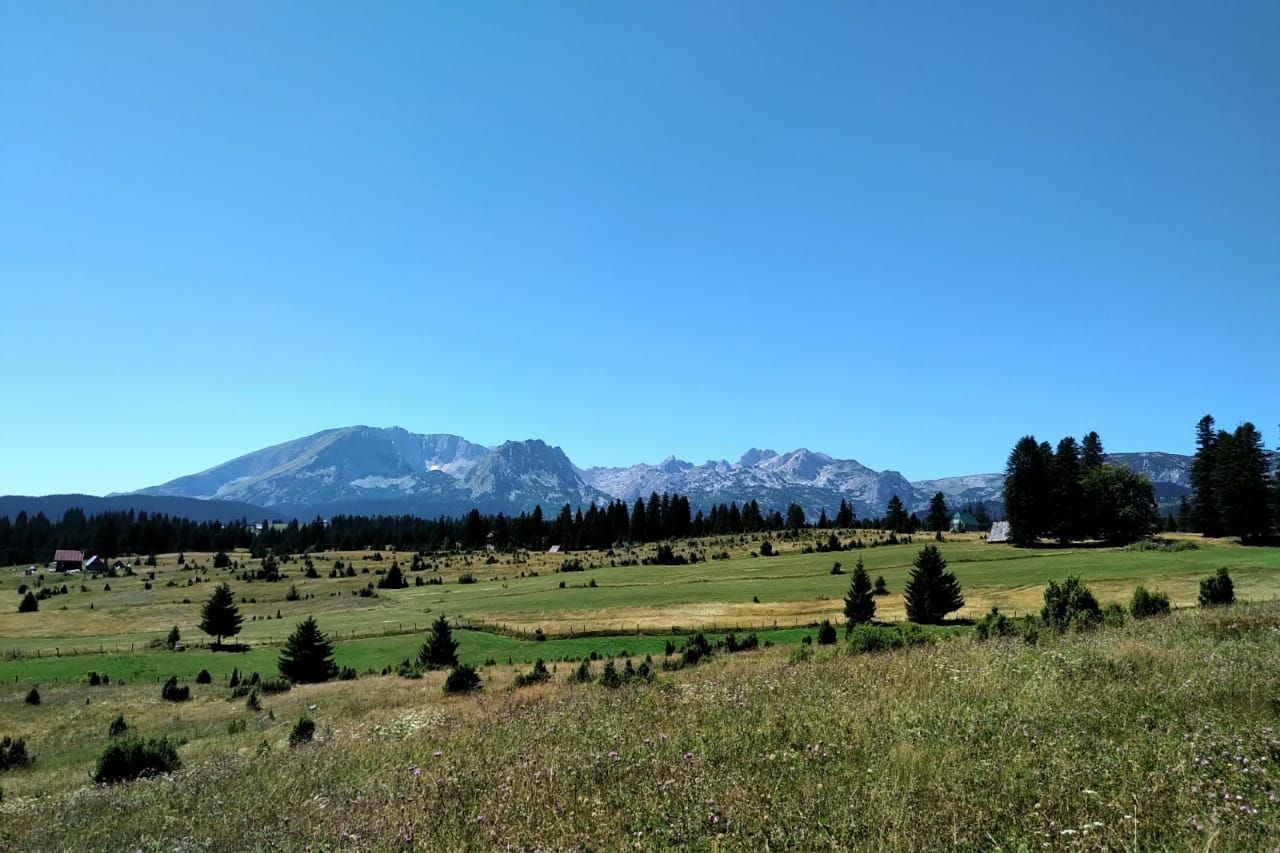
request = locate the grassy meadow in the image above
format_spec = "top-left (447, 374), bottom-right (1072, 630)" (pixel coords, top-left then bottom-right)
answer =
top-left (2, 530), bottom-right (1280, 848)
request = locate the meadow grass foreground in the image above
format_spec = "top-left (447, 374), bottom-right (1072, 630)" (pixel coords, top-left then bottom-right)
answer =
top-left (2, 602), bottom-right (1279, 849)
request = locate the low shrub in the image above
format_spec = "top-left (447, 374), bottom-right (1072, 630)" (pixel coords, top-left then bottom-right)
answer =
top-left (1041, 576), bottom-right (1101, 631)
top-left (444, 664), bottom-right (482, 694)
top-left (1130, 586), bottom-right (1171, 619)
top-left (568, 659), bottom-right (593, 684)
top-left (24, 688), bottom-right (40, 706)
top-left (1199, 567), bottom-right (1234, 607)
top-left (195, 669), bottom-right (212, 684)
top-left (0, 736), bottom-right (32, 770)
top-left (92, 736), bottom-right (181, 784)
top-left (514, 658), bottom-right (551, 688)
top-left (816, 620), bottom-right (838, 645)
top-left (161, 677), bottom-right (190, 702)
top-left (289, 715), bottom-right (316, 746)
top-left (847, 625), bottom-right (933, 655)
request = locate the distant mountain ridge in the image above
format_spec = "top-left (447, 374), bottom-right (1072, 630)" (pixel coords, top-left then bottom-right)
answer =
top-left (118, 425), bottom-right (1207, 521)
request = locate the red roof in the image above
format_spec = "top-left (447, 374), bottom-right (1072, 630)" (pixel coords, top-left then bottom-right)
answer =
top-left (54, 549), bottom-right (84, 562)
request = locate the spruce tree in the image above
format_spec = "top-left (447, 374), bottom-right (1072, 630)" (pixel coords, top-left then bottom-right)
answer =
top-left (843, 557), bottom-right (875, 626)
top-left (926, 492), bottom-right (950, 533)
top-left (199, 583), bottom-right (243, 647)
top-left (278, 616), bottom-right (338, 683)
top-left (1003, 436), bottom-right (1053, 545)
top-left (18, 591), bottom-right (37, 613)
top-left (903, 545), bottom-right (964, 624)
top-left (884, 496), bottom-right (908, 533)
top-left (418, 614), bottom-right (459, 670)
top-left (1081, 431), bottom-right (1106, 470)
top-left (1213, 423), bottom-right (1272, 541)
top-left (1052, 437), bottom-right (1084, 544)
top-left (835, 499), bottom-right (855, 529)
top-left (1190, 415), bottom-right (1221, 536)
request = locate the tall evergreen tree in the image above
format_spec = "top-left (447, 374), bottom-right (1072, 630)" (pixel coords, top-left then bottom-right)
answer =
top-left (1052, 437), bottom-right (1084, 544)
top-left (418, 614), bottom-right (459, 670)
top-left (843, 557), bottom-right (875, 625)
top-left (926, 492), bottom-right (950, 533)
top-left (198, 583), bottom-right (243, 647)
top-left (884, 495), bottom-right (908, 533)
top-left (630, 499), bottom-right (646, 543)
top-left (903, 545), bottom-right (964, 624)
top-left (835, 499), bottom-right (855, 528)
top-left (786, 503), bottom-right (807, 531)
top-left (1190, 415), bottom-right (1221, 537)
top-left (278, 616), bottom-right (338, 683)
top-left (1213, 422), bottom-right (1273, 541)
top-left (1080, 431), bottom-right (1106, 470)
top-left (1003, 436), bottom-right (1053, 545)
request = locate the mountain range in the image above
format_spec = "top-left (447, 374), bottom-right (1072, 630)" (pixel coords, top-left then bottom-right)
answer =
top-left (99, 425), bottom-right (1202, 521)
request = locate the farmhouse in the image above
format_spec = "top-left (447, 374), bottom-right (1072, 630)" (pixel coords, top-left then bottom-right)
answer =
top-left (54, 549), bottom-right (85, 571)
top-left (949, 511), bottom-right (981, 533)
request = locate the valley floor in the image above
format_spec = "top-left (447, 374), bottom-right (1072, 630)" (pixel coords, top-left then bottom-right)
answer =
top-left (3, 602), bottom-right (1280, 850)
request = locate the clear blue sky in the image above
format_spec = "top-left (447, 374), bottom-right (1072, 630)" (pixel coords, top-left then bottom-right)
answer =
top-left (3, 2), bottom-right (1277, 496)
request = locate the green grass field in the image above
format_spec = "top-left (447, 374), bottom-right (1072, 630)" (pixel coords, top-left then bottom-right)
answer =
top-left (3, 600), bottom-right (1279, 849)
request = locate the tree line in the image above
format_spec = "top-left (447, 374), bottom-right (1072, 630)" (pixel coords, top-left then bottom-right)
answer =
top-left (1188, 415), bottom-right (1278, 542)
top-left (1001, 430), bottom-right (1158, 545)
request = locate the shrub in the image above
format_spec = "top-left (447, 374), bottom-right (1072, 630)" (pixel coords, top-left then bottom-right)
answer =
top-left (600, 660), bottom-right (623, 689)
top-left (723, 632), bottom-right (759, 653)
top-left (847, 625), bottom-right (932, 654)
top-left (161, 677), bottom-right (190, 702)
top-left (1101, 602), bottom-right (1127, 628)
top-left (166, 626), bottom-right (181, 647)
top-left (339, 666), bottom-right (358, 681)
top-left (759, 541), bottom-right (774, 557)
top-left (25, 688), bottom-right (40, 706)
top-left (443, 664), bottom-right (482, 694)
top-left (514, 658), bottom-right (551, 688)
top-left (195, 669), bottom-right (212, 684)
top-left (873, 576), bottom-right (889, 596)
top-left (245, 690), bottom-right (261, 711)
top-left (1130, 586), bottom-right (1171, 619)
top-left (568, 659), bottom-right (593, 684)
top-left (108, 715), bottom-right (128, 738)
top-left (974, 607), bottom-right (1012, 640)
top-left (0, 736), bottom-right (32, 770)
top-left (816, 619), bottom-right (838, 645)
top-left (289, 715), bottom-right (316, 746)
top-left (87, 671), bottom-right (102, 686)
top-left (1041, 576), bottom-right (1101, 631)
top-left (458, 572), bottom-right (476, 585)
top-left (680, 633), bottom-right (713, 667)
top-left (92, 736), bottom-right (181, 784)
top-left (1199, 567), bottom-right (1234, 607)
top-left (18, 592), bottom-right (38, 613)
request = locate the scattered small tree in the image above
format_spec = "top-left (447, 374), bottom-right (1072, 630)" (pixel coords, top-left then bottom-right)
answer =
top-left (166, 625), bottom-right (181, 648)
top-left (278, 617), bottom-right (338, 684)
top-left (108, 715), bottom-right (128, 738)
top-left (18, 592), bottom-right (38, 613)
top-left (418, 615), bottom-right (459, 670)
top-left (443, 663), bottom-right (481, 694)
top-left (843, 557), bottom-right (875, 626)
top-left (514, 658), bottom-right (551, 688)
top-left (161, 677), bottom-right (190, 702)
top-left (903, 546), bottom-right (964, 624)
top-left (1199, 567), bottom-right (1235, 606)
top-left (24, 688), bottom-right (40, 706)
top-left (816, 619), bottom-right (837, 645)
top-left (199, 583), bottom-right (243, 647)
top-left (0, 736), bottom-right (32, 770)
top-left (289, 715), bottom-right (316, 746)
top-left (873, 575), bottom-right (889, 596)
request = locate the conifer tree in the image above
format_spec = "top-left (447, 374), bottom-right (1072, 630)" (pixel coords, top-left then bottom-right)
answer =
top-left (884, 496), bottom-right (908, 533)
top-left (418, 614), bottom-right (459, 670)
top-left (1052, 437), bottom-right (1084, 544)
top-left (835, 499), bottom-right (855, 529)
top-left (278, 616), bottom-right (337, 683)
top-left (1080, 431), bottom-right (1106, 470)
top-left (926, 492), bottom-right (950, 533)
top-left (1003, 436), bottom-right (1053, 545)
top-left (1190, 415), bottom-right (1221, 536)
top-left (199, 583), bottom-right (243, 646)
top-left (903, 545), bottom-right (964, 624)
top-left (843, 557), bottom-right (875, 626)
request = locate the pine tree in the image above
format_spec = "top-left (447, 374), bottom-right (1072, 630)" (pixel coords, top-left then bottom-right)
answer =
top-left (1003, 436), bottom-right (1053, 545)
top-left (278, 616), bottom-right (338, 683)
top-left (835, 499), bottom-right (855, 529)
top-left (843, 557), bottom-right (875, 626)
top-left (630, 499), bottom-right (646, 543)
top-left (18, 591), bottom-right (37, 613)
top-left (884, 496), bottom-right (908, 533)
top-left (903, 545), bottom-right (964, 624)
top-left (1213, 422), bottom-right (1272, 541)
top-left (1190, 415), bottom-right (1221, 536)
top-left (1081, 431), bottom-right (1106, 470)
top-left (198, 583), bottom-right (243, 646)
top-left (418, 614), bottom-right (459, 670)
top-left (926, 492), bottom-right (950, 533)
top-left (1052, 437), bottom-right (1084, 544)
top-left (377, 562), bottom-right (407, 589)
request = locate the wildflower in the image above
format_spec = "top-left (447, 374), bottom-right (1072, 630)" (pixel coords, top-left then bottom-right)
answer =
top-left (434, 750), bottom-right (443, 758)
top-left (608, 751), bottom-right (619, 761)
top-left (409, 764), bottom-right (422, 778)
top-left (683, 751), bottom-right (694, 763)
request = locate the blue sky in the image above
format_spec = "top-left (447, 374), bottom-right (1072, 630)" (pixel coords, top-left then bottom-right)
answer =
top-left (2, 2), bottom-right (1277, 496)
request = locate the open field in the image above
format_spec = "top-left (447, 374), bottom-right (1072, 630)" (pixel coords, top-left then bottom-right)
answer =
top-left (3, 601), bottom-right (1280, 849)
top-left (2, 531), bottom-right (1278, 661)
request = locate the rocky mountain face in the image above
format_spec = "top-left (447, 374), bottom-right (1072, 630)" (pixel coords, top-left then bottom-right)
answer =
top-left (131, 426), bottom-right (1205, 520)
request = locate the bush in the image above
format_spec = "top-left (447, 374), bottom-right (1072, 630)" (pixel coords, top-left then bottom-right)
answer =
top-left (25, 688), bottom-right (40, 706)
top-left (1130, 586), bottom-right (1171, 619)
top-left (1101, 602), bottom-right (1127, 628)
top-left (873, 576), bottom-right (889, 596)
top-left (92, 736), bottom-right (181, 784)
top-left (339, 666), bottom-right (358, 681)
top-left (457, 572), bottom-right (476, 584)
top-left (443, 663), bottom-right (482, 694)
top-left (87, 671), bottom-right (102, 686)
top-left (514, 658), bottom-right (551, 688)
top-left (18, 592), bottom-right (38, 613)
top-left (680, 633), bottom-right (713, 667)
top-left (289, 715), bottom-right (316, 746)
top-left (1199, 567), bottom-right (1235, 607)
top-left (974, 607), bottom-right (1012, 640)
top-left (195, 669), bottom-right (212, 684)
top-left (1041, 576), bottom-right (1101, 631)
top-left (108, 715), bottom-right (128, 738)
top-left (723, 632), bottom-right (759, 653)
top-left (568, 658), bottom-right (593, 684)
top-left (759, 541), bottom-right (774, 557)
top-left (847, 625), bottom-right (932, 654)
top-left (161, 677), bottom-right (190, 702)
top-left (0, 736), bottom-right (32, 770)
top-left (816, 619), bottom-right (838, 645)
